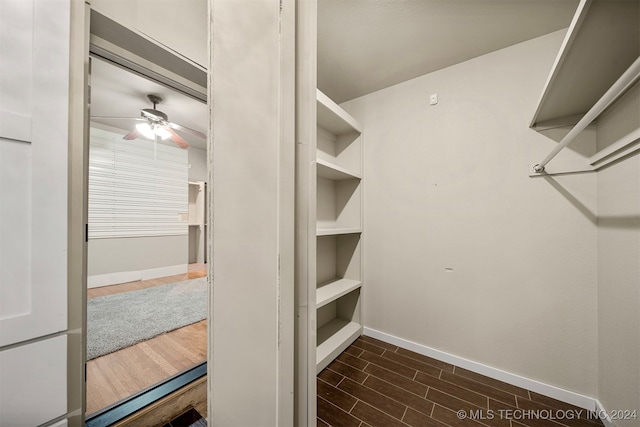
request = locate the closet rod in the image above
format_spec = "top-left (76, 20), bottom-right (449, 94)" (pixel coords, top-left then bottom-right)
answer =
top-left (532, 56), bottom-right (640, 174)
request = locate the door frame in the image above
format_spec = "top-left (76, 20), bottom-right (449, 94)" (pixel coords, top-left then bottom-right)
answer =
top-left (70, 1), bottom-right (306, 424)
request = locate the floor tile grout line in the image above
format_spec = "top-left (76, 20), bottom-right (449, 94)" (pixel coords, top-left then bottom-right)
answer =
top-left (358, 336), bottom-right (399, 354)
top-left (454, 368), bottom-right (531, 399)
top-left (393, 347), bottom-right (455, 372)
top-left (362, 362), bottom-right (434, 400)
top-left (379, 349), bottom-right (451, 376)
top-left (339, 376), bottom-right (411, 422)
top-left (337, 355), bottom-right (371, 373)
top-left (431, 403), bottom-right (459, 427)
top-left (348, 396), bottom-right (359, 414)
top-left (401, 406), bottom-right (408, 422)
top-left (364, 364), bottom-right (431, 399)
top-left (318, 395), bottom-right (362, 426)
top-left (417, 368), bottom-right (519, 409)
top-left (426, 386), bottom-right (491, 417)
top-left (358, 353), bottom-right (418, 380)
top-left (415, 375), bottom-right (492, 409)
top-left (363, 370), bottom-right (436, 417)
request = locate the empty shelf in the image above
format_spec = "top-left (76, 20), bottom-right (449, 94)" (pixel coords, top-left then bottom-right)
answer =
top-left (531, 0), bottom-right (639, 126)
top-left (317, 228), bottom-right (361, 236)
top-left (317, 89), bottom-right (362, 135)
top-left (316, 279), bottom-right (362, 309)
top-left (316, 319), bottom-right (362, 373)
top-left (317, 158), bottom-right (361, 180)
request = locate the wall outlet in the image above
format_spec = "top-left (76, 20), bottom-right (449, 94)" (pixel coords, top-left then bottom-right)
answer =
top-left (430, 93), bottom-right (438, 105)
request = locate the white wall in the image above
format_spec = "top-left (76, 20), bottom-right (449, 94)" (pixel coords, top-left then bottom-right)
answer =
top-left (341, 30), bottom-right (599, 397)
top-left (596, 81), bottom-right (640, 424)
top-left (87, 125), bottom-right (190, 286)
top-left (189, 146), bottom-right (207, 182)
top-left (88, 235), bottom-right (187, 275)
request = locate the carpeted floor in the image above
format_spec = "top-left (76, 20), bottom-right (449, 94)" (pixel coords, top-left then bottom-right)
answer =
top-left (87, 277), bottom-right (207, 360)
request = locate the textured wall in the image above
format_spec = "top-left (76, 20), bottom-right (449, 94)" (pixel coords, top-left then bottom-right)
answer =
top-left (341, 30), bottom-right (599, 397)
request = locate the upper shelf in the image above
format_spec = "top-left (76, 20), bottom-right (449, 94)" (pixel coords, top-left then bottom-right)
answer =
top-left (317, 89), bottom-right (362, 135)
top-left (317, 158), bottom-right (362, 180)
top-left (317, 228), bottom-right (362, 236)
top-left (530, 0), bottom-right (640, 127)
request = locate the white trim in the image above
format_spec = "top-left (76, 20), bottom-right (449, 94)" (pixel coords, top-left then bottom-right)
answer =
top-left (363, 327), bottom-right (598, 411)
top-left (87, 264), bottom-right (187, 288)
top-left (595, 400), bottom-right (616, 427)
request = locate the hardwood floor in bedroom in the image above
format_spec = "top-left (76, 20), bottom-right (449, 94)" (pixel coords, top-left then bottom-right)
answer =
top-left (86, 264), bottom-right (207, 416)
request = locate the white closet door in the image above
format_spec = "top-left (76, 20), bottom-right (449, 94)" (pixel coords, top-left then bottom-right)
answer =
top-left (0, 0), bottom-right (69, 346)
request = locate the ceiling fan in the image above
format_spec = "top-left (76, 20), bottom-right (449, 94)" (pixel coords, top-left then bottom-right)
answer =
top-left (91, 94), bottom-right (205, 149)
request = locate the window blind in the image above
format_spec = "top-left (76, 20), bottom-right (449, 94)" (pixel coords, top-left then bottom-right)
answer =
top-left (88, 126), bottom-right (188, 239)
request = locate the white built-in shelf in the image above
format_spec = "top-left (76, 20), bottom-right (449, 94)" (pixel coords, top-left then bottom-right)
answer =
top-left (317, 228), bottom-right (362, 236)
top-left (313, 89), bottom-right (363, 379)
top-left (317, 89), bottom-right (362, 135)
top-left (317, 158), bottom-right (361, 181)
top-left (316, 319), bottom-right (362, 373)
top-left (316, 278), bottom-right (362, 309)
top-left (531, 0), bottom-right (640, 127)
top-left (188, 181), bottom-right (206, 264)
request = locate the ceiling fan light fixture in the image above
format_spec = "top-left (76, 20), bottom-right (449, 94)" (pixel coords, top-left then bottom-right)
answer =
top-left (136, 122), bottom-right (155, 139)
top-left (155, 126), bottom-right (171, 140)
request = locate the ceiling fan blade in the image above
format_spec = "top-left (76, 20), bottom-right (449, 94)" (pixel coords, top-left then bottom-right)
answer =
top-left (123, 129), bottom-right (142, 140)
top-left (168, 122), bottom-right (206, 139)
top-left (167, 128), bottom-right (190, 149)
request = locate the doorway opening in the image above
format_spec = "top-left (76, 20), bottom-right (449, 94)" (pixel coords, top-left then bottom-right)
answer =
top-left (84, 8), bottom-right (208, 424)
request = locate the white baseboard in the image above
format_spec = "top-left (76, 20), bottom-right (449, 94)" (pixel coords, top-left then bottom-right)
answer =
top-left (363, 327), bottom-right (597, 411)
top-left (88, 264), bottom-right (188, 288)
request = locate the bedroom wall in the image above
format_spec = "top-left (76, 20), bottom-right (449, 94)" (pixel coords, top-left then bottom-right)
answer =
top-left (87, 124), bottom-right (190, 287)
top-left (87, 236), bottom-right (188, 287)
top-left (341, 30), bottom-right (599, 397)
top-left (189, 146), bottom-right (207, 182)
top-left (596, 81), bottom-right (640, 423)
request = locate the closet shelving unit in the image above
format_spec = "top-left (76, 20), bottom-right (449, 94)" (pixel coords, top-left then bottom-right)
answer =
top-left (531, 0), bottom-right (639, 128)
top-left (529, 0), bottom-right (640, 173)
top-left (315, 89), bottom-right (364, 372)
top-left (188, 181), bottom-right (205, 264)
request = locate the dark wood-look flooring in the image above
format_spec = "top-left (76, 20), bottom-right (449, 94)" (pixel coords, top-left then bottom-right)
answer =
top-left (86, 264), bottom-right (207, 416)
top-left (317, 336), bottom-right (604, 427)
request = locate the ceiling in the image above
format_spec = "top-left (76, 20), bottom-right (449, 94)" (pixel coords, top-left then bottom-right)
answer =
top-left (318, 0), bottom-right (580, 103)
top-left (90, 58), bottom-right (208, 150)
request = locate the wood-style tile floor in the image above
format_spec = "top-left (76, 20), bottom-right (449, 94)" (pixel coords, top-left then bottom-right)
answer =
top-left (86, 264), bottom-right (207, 416)
top-left (317, 336), bottom-right (604, 427)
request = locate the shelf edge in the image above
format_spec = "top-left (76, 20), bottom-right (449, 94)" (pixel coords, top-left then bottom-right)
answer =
top-left (529, 0), bottom-right (592, 127)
